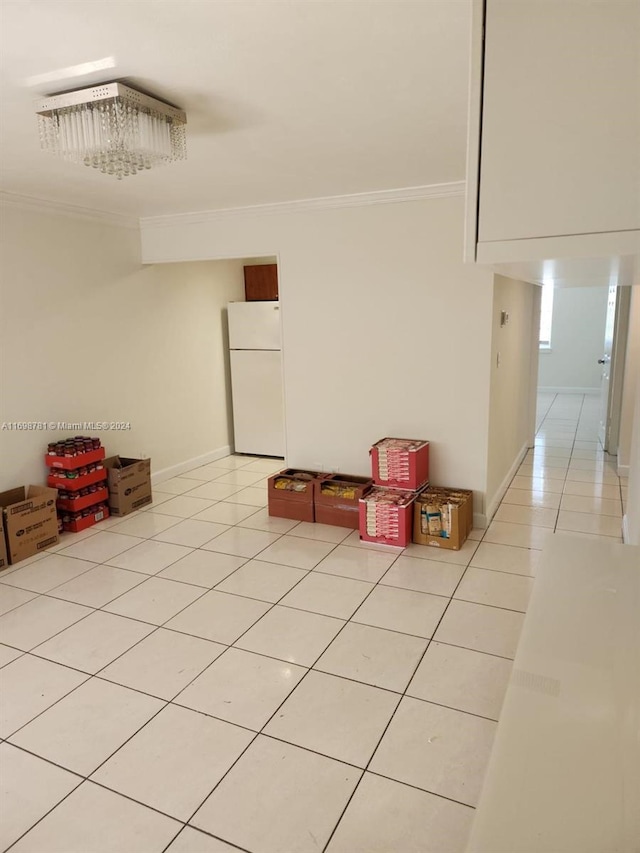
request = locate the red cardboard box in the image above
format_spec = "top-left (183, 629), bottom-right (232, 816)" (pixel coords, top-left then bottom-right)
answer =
top-left (57, 487), bottom-right (109, 513)
top-left (370, 438), bottom-right (429, 490)
top-left (268, 469), bottom-right (327, 522)
top-left (314, 474), bottom-right (373, 529)
top-left (359, 487), bottom-right (416, 548)
top-left (48, 467), bottom-right (107, 492)
top-left (268, 497), bottom-right (315, 523)
top-left (62, 505), bottom-right (110, 533)
top-left (45, 446), bottom-right (106, 470)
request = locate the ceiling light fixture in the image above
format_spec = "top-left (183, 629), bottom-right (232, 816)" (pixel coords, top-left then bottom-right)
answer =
top-left (35, 82), bottom-right (187, 179)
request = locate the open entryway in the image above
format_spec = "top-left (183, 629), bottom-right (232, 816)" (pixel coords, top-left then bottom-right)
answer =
top-left (528, 282), bottom-right (634, 536)
top-left (536, 283), bottom-right (632, 464)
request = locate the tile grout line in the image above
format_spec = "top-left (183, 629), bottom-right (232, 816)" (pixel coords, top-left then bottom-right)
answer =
top-left (160, 823), bottom-right (252, 853)
top-left (542, 393), bottom-right (577, 535)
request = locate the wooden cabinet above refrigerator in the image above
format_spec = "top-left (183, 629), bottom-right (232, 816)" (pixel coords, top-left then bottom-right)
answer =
top-left (244, 264), bottom-right (279, 301)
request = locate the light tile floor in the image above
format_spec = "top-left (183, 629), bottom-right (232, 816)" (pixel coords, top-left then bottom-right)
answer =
top-left (0, 393), bottom-right (625, 853)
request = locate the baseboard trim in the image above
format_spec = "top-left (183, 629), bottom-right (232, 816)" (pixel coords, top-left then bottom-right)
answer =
top-left (622, 514), bottom-right (630, 545)
top-left (617, 464), bottom-right (629, 478)
top-left (151, 445), bottom-right (232, 485)
top-left (485, 442), bottom-right (529, 525)
top-left (473, 512), bottom-right (488, 530)
top-left (538, 386), bottom-right (600, 395)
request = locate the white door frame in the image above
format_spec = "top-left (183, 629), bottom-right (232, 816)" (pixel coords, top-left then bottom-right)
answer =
top-left (528, 284), bottom-right (543, 446)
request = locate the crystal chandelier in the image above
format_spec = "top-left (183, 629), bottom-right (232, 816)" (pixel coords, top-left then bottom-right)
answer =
top-left (36, 82), bottom-right (187, 179)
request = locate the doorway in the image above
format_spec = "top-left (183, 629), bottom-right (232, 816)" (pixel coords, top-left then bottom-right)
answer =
top-left (535, 284), bottom-right (629, 460)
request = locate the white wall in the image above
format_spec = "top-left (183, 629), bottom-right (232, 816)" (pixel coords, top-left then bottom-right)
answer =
top-left (141, 195), bottom-right (496, 519)
top-left (618, 285), bottom-right (640, 473)
top-left (0, 203), bottom-right (245, 489)
top-left (486, 275), bottom-right (537, 515)
top-left (538, 285), bottom-right (609, 391)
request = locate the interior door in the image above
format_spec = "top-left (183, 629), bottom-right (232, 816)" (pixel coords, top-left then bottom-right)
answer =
top-left (598, 286), bottom-right (631, 453)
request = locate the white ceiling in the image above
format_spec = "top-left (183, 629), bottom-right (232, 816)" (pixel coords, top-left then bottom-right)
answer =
top-left (0, 0), bottom-right (471, 217)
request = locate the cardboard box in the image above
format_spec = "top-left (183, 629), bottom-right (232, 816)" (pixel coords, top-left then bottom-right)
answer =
top-left (268, 497), bottom-right (315, 523)
top-left (314, 474), bottom-right (374, 529)
top-left (104, 457), bottom-right (152, 516)
top-left (0, 512), bottom-right (8, 571)
top-left (370, 438), bottom-right (429, 490)
top-left (359, 487), bottom-right (416, 548)
top-left (413, 487), bottom-right (473, 550)
top-left (0, 485), bottom-right (59, 565)
top-left (268, 469), bottom-right (327, 522)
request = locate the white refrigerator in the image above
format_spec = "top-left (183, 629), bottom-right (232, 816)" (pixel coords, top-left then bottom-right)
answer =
top-left (227, 301), bottom-right (285, 457)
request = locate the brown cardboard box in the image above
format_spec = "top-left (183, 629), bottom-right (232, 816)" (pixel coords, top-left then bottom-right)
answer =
top-left (104, 457), bottom-right (152, 516)
top-left (0, 485), bottom-right (59, 565)
top-left (0, 511), bottom-right (9, 571)
top-left (413, 487), bottom-right (473, 550)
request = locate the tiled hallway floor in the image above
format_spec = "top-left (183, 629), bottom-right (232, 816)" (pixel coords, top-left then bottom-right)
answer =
top-left (0, 393), bottom-right (626, 853)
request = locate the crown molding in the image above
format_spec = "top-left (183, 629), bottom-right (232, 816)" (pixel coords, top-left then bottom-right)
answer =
top-left (0, 190), bottom-right (139, 229)
top-left (140, 181), bottom-right (466, 229)
top-left (0, 180), bottom-right (466, 232)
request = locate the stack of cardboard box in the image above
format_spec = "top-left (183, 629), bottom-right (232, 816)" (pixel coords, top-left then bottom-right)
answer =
top-left (46, 440), bottom-right (110, 533)
top-left (361, 438), bottom-right (474, 551)
top-left (359, 438), bottom-right (430, 547)
top-left (266, 435), bottom-right (473, 551)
